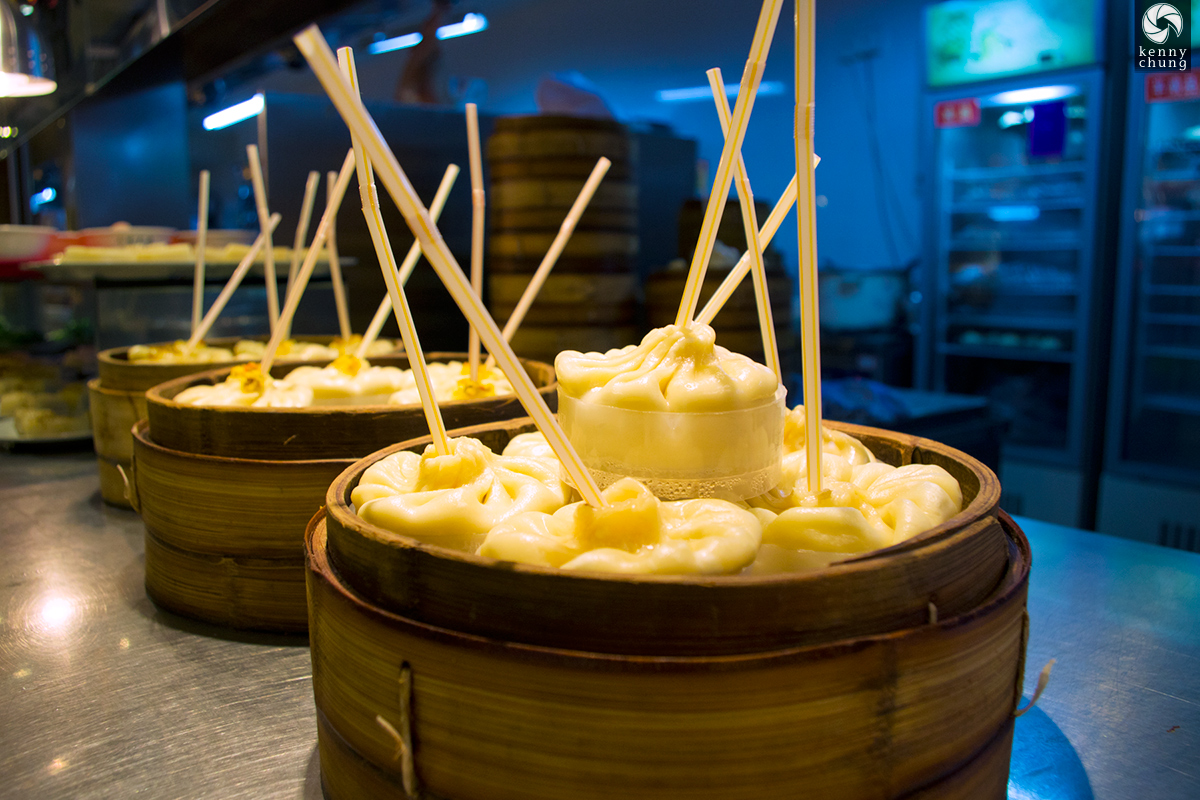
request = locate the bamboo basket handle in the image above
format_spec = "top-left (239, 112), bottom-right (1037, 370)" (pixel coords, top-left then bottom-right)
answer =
top-left (117, 458), bottom-right (140, 514)
top-left (374, 662), bottom-right (417, 798)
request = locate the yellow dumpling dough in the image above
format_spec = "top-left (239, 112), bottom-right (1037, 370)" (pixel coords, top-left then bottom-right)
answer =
top-left (127, 341), bottom-right (235, 364)
top-left (745, 407), bottom-right (963, 573)
top-left (283, 355), bottom-right (408, 405)
top-left (480, 477), bottom-right (762, 575)
top-left (354, 436), bottom-right (575, 552)
top-left (387, 361), bottom-right (514, 406)
top-left (555, 322), bottom-right (777, 412)
top-left (173, 364), bottom-right (314, 408)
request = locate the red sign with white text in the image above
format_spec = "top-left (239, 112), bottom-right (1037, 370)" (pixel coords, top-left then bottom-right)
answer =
top-left (1146, 73), bottom-right (1200, 103)
top-left (935, 98), bottom-right (981, 128)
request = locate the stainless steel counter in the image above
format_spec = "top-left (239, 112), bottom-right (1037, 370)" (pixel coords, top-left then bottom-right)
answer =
top-left (1, 450), bottom-right (1197, 799)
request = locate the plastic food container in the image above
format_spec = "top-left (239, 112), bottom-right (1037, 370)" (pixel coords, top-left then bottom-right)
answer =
top-left (0, 224), bottom-right (56, 264)
top-left (558, 385), bottom-right (786, 501)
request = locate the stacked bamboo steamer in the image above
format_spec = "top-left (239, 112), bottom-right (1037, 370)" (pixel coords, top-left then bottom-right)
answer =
top-left (88, 335), bottom-right (396, 508)
top-left (129, 354), bottom-right (555, 632)
top-left (90, 336), bottom-right (284, 508)
top-left (307, 416), bottom-right (1029, 799)
top-left (646, 198), bottom-right (793, 361)
top-left (486, 115), bottom-right (639, 362)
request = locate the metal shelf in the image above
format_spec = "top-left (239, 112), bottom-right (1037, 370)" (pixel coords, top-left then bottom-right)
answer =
top-left (948, 238), bottom-right (1083, 251)
top-left (947, 314), bottom-right (1077, 331)
top-left (949, 162), bottom-right (1087, 181)
top-left (1145, 170), bottom-right (1200, 182)
top-left (1143, 284), bottom-right (1200, 297)
top-left (1142, 393), bottom-right (1200, 415)
top-left (939, 343), bottom-right (1075, 363)
top-left (1143, 344), bottom-right (1200, 361)
top-left (1140, 244), bottom-right (1200, 257)
top-left (1144, 313), bottom-right (1200, 327)
top-left (949, 198), bottom-right (1085, 214)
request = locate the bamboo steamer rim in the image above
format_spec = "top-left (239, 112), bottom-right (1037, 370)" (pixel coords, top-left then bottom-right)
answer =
top-left (325, 415), bottom-right (1000, 589)
top-left (305, 508), bottom-right (1029, 667)
top-left (145, 352), bottom-right (554, 417)
top-left (98, 334), bottom-right (386, 391)
top-left (132, 418), bottom-right (356, 468)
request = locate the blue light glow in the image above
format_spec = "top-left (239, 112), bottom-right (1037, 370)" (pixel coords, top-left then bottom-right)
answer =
top-left (656, 80), bottom-right (786, 104)
top-left (987, 205), bottom-right (1040, 223)
top-left (368, 32), bottom-right (423, 54)
top-left (987, 85), bottom-right (1076, 106)
top-left (29, 187), bottom-right (56, 211)
top-left (202, 94), bottom-right (265, 131)
top-left (369, 13), bottom-right (488, 54)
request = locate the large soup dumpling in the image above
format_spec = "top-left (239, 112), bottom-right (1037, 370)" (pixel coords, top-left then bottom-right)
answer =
top-left (354, 436), bottom-right (575, 552)
top-left (555, 322), bottom-right (777, 411)
top-left (480, 477), bottom-right (762, 575)
top-left (746, 407), bottom-right (963, 572)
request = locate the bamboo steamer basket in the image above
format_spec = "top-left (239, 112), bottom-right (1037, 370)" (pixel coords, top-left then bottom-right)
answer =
top-left (133, 420), bottom-right (333, 631)
top-left (143, 353), bottom-right (554, 460)
top-left (90, 335), bottom-right (375, 507)
top-left (488, 115), bottom-right (638, 365)
top-left (308, 417), bottom-right (1029, 799)
top-left (131, 357), bottom-right (555, 632)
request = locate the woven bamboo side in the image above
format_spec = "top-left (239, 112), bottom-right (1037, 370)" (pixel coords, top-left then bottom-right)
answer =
top-left (323, 416), bottom-right (1007, 657)
top-left (145, 353), bottom-right (556, 460)
top-left (306, 513), bottom-right (1030, 800)
top-left (132, 419), bottom-right (351, 632)
top-left (146, 531), bottom-right (307, 632)
top-left (132, 420), bottom-right (351, 557)
top-left (88, 378), bottom-right (146, 507)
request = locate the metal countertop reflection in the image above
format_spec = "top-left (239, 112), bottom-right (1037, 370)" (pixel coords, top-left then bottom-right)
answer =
top-left (1, 452), bottom-right (1197, 799)
top-left (1, 452), bottom-right (320, 799)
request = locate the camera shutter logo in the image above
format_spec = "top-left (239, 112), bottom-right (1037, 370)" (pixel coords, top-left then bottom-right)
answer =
top-left (1144, 3), bottom-right (1184, 44)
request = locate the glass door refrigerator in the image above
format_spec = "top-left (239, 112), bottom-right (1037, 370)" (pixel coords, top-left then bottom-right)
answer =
top-left (920, 1), bottom-right (1106, 526)
top-left (1099, 71), bottom-right (1200, 550)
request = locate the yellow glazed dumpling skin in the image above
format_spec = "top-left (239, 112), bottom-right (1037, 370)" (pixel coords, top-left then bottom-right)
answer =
top-left (480, 477), bottom-right (762, 575)
top-left (745, 407), bottom-right (963, 573)
top-left (173, 364), bottom-right (314, 408)
top-left (127, 341), bottom-right (235, 364)
top-left (555, 322), bottom-right (777, 412)
top-left (353, 436), bottom-right (575, 552)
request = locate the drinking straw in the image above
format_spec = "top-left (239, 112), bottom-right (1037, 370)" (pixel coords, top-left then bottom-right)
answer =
top-left (357, 163), bottom-right (460, 358)
top-left (674, 0), bottom-right (784, 327)
top-left (465, 102), bottom-right (485, 382)
top-left (287, 171), bottom-right (321, 297)
top-left (338, 46), bottom-right (450, 456)
top-left (796, 0), bottom-right (823, 493)
top-left (483, 156), bottom-right (610, 371)
top-left (246, 144), bottom-right (280, 331)
top-left (707, 67), bottom-right (779, 380)
top-left (185, 213), bottom-right (281, 350)
top-left (326, 169), bottom-right (353, 340)
top-left (191, 170), bottom-right (210, 335)
top-left (294, 26), bottom-right (606, 507)
top-left (260, 149), bottom-right (356, 377)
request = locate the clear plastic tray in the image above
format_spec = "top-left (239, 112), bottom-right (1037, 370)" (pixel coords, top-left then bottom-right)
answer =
top-left (558, 386), bottom-right (785, 501)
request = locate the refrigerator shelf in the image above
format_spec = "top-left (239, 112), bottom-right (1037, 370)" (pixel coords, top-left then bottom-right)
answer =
top-left (1143, 284), bottom-right (1200, 297)
top-left (1143, 344), bottom-right (1200, 361)
top-left (1141, 393), bottom-right (1200, 416)
top-left (1143, 312), bottom-right (1200, 327)
top-left (947, 313), bottom-right (1077, 331)
top-left (949, 162), bottom-right (1087, 181)
top-left (948, 238), bottom-right (1082, 251)
top-left (949, 198), bottom-right (1085, 214)
top-left (939, 343), bottom-right (1075, 363)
